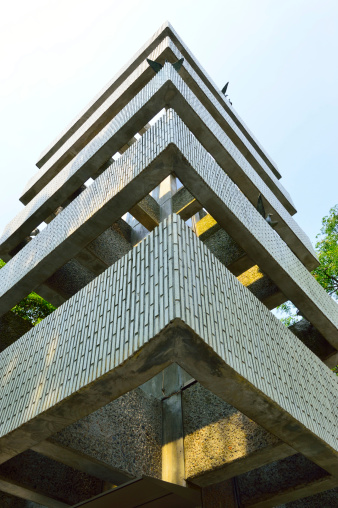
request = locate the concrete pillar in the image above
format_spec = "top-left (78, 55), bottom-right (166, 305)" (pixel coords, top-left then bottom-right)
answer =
top-left (161, 365), bottom-right (186, 487)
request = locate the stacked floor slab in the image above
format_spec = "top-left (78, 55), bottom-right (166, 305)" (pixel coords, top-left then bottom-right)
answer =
top-left (0, 22), bottom-right (337, 508)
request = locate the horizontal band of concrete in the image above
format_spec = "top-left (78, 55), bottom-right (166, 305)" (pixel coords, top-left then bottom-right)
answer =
top-left (188, 442), bottom-right (296, 487)
top-left (0, 216), bottom-right (336, 480)
top-left (35, 22), bottom-right (279, 180)
top-left (20, 37), bottom-right (171, 205)
top-left (0, 73), bottom-right (172, 256)
top-left (164, 38), bottom-right (292, 211)
top-left (0, 67), bottom-right (314, 268)
top-left (22, 37), bottom-right (291, 216)
top-left (0, 112), bottom-right (335, 348)
top-left (237, 453), bottom-right (338, 508)
top-left (32, 438), bottom-right (133, 485)
top-left (0, 476), bottom-right (68, 508)
top-left (246, 477), bottom-right (338, 508)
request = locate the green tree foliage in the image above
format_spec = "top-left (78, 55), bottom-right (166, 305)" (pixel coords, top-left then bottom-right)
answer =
top-left (0, 259), bottom-right (55, 326)
top-left (276, 205), bottom-right (338, 374)
top-left (276, 301), bottom-right (300, 327)
top-left (312, 204), bottom-right (338, 299)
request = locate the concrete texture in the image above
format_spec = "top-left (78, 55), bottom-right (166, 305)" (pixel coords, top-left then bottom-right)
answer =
top-left (183, 383), bottom-right (294, 484)
top-left (80, 219), bottom-right (133, 273)
top-left (172, 186), bottom-right (203, 220)
top-left (0, 312), bottom-right (32, 352)
top-left (282, 487), bottom-right (338, 507)
top-left (44, 258), bottom-right (95, 300)
top-left (0, 449), bottom-right (103, 506)
top-left (0, 491), bottom-right (42, 508)
top-left (289, 319), bottom-right (336, 362)
top-left (129, 194), bottom-right (161, 231)
top-left (196, 214), bottom-right (254, 276)
top-left (238, 265), bottom-right (286, 309)
top-left (237, 454), bottom-right (334, 508)
top-left (140, 363), bottom-right (193, 399)
top-left (1, 67), bottom-right (310, 268)
top-left (2, 114), bottom-right (335, 352)
top-left (30, 24), bottom-right (282, 202)
top-left (31, 438), bottom-right (132, 486)
top-left (51, 388), bottom-right (162, 480)
top-left (0, 217), bottom-right (336, 481)
top-left (201, 479), bottom-right (237, 508)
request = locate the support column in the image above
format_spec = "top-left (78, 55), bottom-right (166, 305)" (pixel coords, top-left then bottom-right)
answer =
top-left (161, 364), bottom-right (186, 487)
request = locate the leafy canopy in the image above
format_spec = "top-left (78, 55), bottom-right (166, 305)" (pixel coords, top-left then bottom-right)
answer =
top-left (276, 205), bottom-right (338, 374)
top-left (0, 259), bottom-right (55, 326)
top-left (277, 204), bottom-right (338, 326)
top-left (312, 204), bottom-right (338, 299)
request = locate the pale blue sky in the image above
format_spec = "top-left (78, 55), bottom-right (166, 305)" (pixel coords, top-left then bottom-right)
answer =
top-left (0, 0), bottom-right (337, 247)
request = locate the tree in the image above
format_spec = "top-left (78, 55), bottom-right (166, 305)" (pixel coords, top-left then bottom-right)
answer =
top-left (312, 204), bottom-right (338, 299)
top-left (0, 258), bottom-right (55, 326)
top-left (276, 204), bottom-right (338, 374)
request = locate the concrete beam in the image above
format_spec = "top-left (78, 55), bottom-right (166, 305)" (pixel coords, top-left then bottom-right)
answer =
top-left (35, 284), bottom-right (66, 308)
top-left (0, 217), bottom-right (336, 480)
top-left (76, 219), bottom-right (133, 276)
top-left (183, 383), bottom-right (296, 488)
top-left (189, 442), bottom-right (296, 488)
top-left (289, 319), bottom-right (337, 364)
top-left (0, 312), bottom-right (32, 353)
top-left (237, 265), bottom-right (286, 310)
top-left (31, 439), bottom-right (133, 485)
top-left (195, 214), bottom-right (256, 276)
top-left (0, 449), bottom-right (104, 507)
top-left (2, 69), bottom-right (309, 268)
top-left (236, 454), bottom-right (338, 508)
top-left (118, 124), bottom-right (151, 156)
top-left (172, 187), bottom-right (203, 220)
top-left (32, 24), bottom-right (280, 202)
top-left (162, 394), bottom-right (185, 487)
top-left (129, 195), bottom-right (161, 231)
top-left (244, 476), bottom-right (338, 508)
top-left (0, 122), bottom-right (336, 348)
top-left (0, 476), bottom-right (69, 508)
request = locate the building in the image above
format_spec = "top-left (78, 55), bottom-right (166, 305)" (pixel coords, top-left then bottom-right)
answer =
top-left (0, 22), bottom-right (337, 508)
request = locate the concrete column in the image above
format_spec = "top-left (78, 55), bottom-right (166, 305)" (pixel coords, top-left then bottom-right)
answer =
top-left (162, 393), bottom-right (185, 486)
top-left (161, 364), bottom-right (186, 487)
top-left (156, 174), bottom-right (177, 220)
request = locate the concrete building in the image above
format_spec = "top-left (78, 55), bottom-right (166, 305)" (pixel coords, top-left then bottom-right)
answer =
top-left (0, 22), bottom-right (337, 507)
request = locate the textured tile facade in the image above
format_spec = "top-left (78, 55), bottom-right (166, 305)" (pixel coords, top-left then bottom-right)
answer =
top-left (0, 110), bottom-right (336, 344)
top-left (1, 65), bottom-right (309, 263)
top-left (0, 216), bottom-right (336, 455)
top-left (35, 22), bottom-right (278, 178)
top-left (21, 37), bottom-right (171, 201)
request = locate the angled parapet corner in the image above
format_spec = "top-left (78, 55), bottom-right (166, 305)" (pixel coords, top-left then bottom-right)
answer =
top-left (0, 111), bottom-right (335, 349)
top-left (0, 67), bottom-right (313, 268)
top-left (0, 215), bottom-right (337, 482)
top-left (21, 23), bottom-right (285, 207)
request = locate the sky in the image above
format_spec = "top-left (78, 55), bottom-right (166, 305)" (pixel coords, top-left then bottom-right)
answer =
top-left (0, 0), bottom-right (337, 248)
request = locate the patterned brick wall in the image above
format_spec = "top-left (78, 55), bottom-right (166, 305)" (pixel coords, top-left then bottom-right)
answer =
top-left (0, 216), bottom-right (336, 453)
